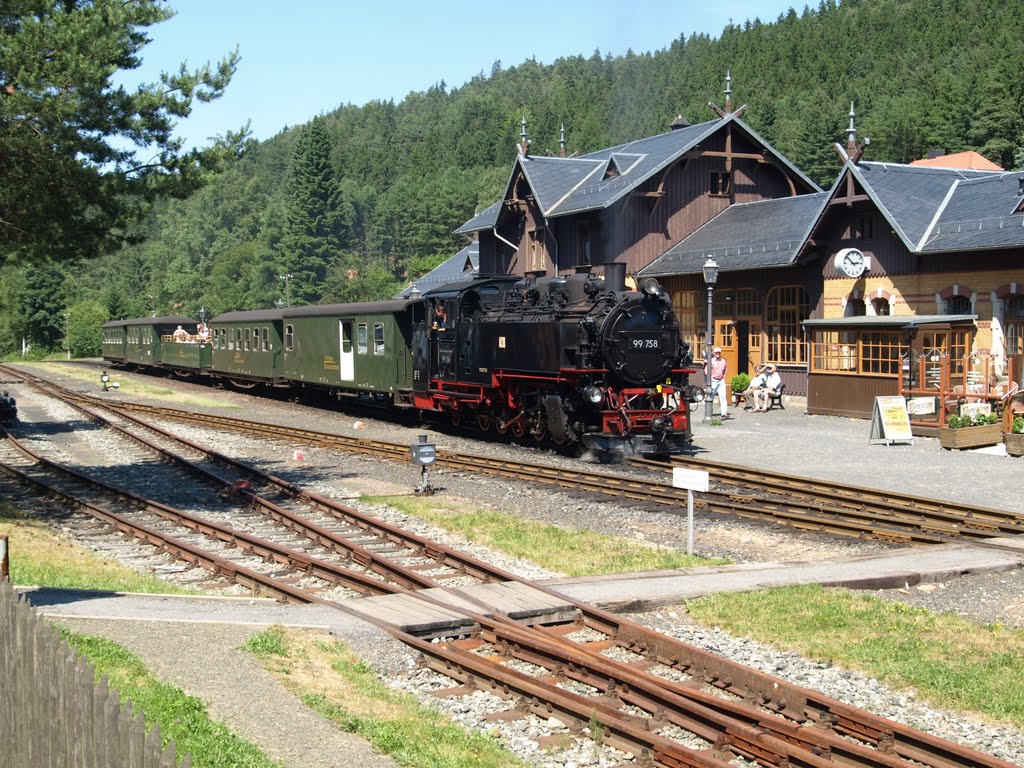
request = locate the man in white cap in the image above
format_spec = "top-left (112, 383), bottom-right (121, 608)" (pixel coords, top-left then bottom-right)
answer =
top-left (754, 364), bottom-right (782, 411)
top-left (705, 346), bottom-right (729, 418)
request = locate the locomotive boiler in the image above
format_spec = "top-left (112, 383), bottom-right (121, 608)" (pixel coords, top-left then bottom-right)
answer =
top-left (412, 263), bottom-right (698, 455)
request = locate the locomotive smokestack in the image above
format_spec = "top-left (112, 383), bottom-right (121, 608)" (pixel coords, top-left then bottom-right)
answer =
top-left (603, 262), bottom-right (626, 293)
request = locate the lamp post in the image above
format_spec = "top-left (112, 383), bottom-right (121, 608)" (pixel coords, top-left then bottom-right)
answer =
top-left (702, 256), bottom-right (719, 424)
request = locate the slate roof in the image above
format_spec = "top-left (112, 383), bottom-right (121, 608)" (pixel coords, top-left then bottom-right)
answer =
top-left (395, 242), bottom-right (479, 299)
top-left (638, 192), bottom-right (830, 277)
top-left (848, 161), bottom-right (1000, 251)
top-left (455, 115), bottom-right (819, 234)
top-left (920, 171), bottom-right (1024, 252)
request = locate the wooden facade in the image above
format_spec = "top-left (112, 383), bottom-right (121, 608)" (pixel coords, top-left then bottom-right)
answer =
top-left (476, 121), bottom-right (810, 278)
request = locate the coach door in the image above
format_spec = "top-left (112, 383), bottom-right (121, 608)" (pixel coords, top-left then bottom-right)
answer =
top-left (339, 320), bottom-right (354, 381)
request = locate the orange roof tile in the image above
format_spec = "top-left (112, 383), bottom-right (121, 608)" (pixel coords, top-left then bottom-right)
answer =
top-left (910, 151), bottom-right (1003, 171)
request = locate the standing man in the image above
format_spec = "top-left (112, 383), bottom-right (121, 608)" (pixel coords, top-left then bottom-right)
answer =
top-left (705, 346), bottom-right (729, 419)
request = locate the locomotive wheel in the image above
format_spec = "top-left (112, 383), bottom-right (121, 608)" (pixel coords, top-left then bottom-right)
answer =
top-left (511, 420), bottom-right (526, 438)
top-left (529, 412), bottom-right (547, 442)
top-left (477, 413), bottom-right (493, 432)
top-left (450, 413), bottom-right (463, 427)
top-left (495, 410), bottom-right (510, 435)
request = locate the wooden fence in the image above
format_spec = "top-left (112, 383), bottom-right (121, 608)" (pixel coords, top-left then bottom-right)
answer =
top-left (0, 580), bottom-right (189, 767)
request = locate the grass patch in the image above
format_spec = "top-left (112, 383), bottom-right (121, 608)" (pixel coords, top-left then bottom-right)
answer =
top-left (686, 584), bottom-right (1024, 725)
top-left (17, 361), bottom-right (239, 409)
top-left (1, 507), bottom-right (191, 594)
top-left (245, 627), bottom-right (526, 768)
top-left (362, 495), bottom-right (728, 576)
top-left (62, 629), bottom-right (281, 767)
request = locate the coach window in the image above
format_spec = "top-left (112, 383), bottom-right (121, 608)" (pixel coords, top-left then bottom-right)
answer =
top-left (373, 323), bottom-right (385, 355)
top-left (284, 324), bottom-right (294, 351)
top-left (261, 327), bottom-right (269, 351)
top-left (357, 323), bottom-right (368, 354)
top-left (244, 328), bottom-right (251, 351)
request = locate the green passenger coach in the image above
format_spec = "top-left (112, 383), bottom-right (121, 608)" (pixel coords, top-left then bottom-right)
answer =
top-left (102, 316), bottom-right (196, 367)
top-left (209, 309), bottom-right (285, 385)
top-left (281, 301), bottom-right (414, 400)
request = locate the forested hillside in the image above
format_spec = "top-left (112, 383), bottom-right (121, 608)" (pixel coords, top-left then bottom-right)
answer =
top-left (4, 0), bottom-right (1024, 356)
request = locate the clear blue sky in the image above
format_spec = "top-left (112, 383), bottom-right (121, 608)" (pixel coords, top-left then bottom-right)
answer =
top-left (132, 1), bottom-right (798, 149)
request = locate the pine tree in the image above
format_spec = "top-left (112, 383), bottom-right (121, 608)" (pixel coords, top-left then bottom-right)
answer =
top-left (0, 0), bottom-right (242, 262)
top-left (278, 119), bottom-right (352, 305)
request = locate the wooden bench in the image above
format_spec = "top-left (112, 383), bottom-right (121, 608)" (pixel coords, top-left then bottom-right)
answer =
top-left (766, 383), bottom-right (786, 410)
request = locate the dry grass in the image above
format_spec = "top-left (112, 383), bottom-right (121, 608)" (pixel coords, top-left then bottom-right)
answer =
top-left (18, 361), bottom-right (238, 409)
top-left (244, 627), bottom-right (526, 767)
top-left (364, 495), bottom-right (728, 576)
top-left (687, 584), bottom-right (1024, 725)
top-left (1, 505), bottom-right (190, 593)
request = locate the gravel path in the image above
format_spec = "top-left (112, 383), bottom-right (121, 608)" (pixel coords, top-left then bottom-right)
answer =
top-left (54, 619), bottom-right (399, 768)
top-left (8, 362), bottom-right (1024, 767)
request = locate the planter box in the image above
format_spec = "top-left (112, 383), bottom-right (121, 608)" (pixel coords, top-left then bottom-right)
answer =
top-left (938, 423), bottom-right (1002, 450)
top-left (1005, 432), bottom-right (1024, 457)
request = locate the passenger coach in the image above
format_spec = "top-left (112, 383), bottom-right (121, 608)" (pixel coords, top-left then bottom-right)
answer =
top-left (281, 301), bottom-right (414, 401)
top-left (209, 309), bottom-right (285, 386)
top-left (102, 316), bottom-right (197, 368)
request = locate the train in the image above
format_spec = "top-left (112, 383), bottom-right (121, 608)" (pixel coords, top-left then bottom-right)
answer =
top-left (101, 264), bottom-right (701, 457)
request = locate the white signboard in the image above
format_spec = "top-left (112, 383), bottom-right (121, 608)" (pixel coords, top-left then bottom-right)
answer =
top-left (869, 395), bottom-right (914, 446)
top-left (672, 467), bottom-right (709, 492)
top-left (907, 397), bottom-right (937, 416)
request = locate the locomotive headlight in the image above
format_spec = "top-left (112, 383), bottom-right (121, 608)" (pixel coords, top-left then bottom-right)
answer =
top-left (583, 385), bottom-right (604, 404)
top-left (687, 385), bottom-right (706, 403)
top-left (639, 277), bottom-right (661, 296)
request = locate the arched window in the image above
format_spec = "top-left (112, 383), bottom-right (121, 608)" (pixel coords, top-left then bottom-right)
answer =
top-left (766, 286), bottom-right (809, 364)
top-left (1006, 295), bottom-right (1024, 356)
top-left (872, 297), bottom-right (891, 316)
top-left (944, 295), bottom-right (971, 315)
top-left (845, 298), bottom-right (866, 317)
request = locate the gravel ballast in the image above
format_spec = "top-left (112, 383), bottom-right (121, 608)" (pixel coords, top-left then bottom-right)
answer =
top-left (7, 363), bottom-right (1024, 767)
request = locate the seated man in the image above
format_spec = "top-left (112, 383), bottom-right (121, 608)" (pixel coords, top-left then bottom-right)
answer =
top-left (754, 364), bottom-right (782, 411)
top-left (171, 325), bottom-right (188, 342)
top-left (741, 365), bottom-right (768, 410)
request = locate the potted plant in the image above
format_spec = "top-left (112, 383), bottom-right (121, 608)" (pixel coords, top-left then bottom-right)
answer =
top-left (938, 411), bottom-right (1002, 450)
top-left (1005, 415), bottom-right (1024, 457)
top-left (729, 373), bottom-right (750, 407)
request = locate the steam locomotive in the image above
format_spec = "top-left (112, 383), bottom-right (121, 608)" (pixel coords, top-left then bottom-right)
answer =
top-left (102, 264), bottom-right (699, 457)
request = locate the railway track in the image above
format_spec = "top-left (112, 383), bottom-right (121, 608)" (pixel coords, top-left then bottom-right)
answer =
top-left (10, 363), bottom-right (1021, 549)
top-left (0, 383), bottom-right (1017, 767)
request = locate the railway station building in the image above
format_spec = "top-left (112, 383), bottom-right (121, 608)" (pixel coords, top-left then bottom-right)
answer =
top-left (446, 80), bottom-right (1024, 428)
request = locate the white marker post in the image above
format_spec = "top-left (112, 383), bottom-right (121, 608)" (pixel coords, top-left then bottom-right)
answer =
top-left (672, 467), bottom-right (709, 556)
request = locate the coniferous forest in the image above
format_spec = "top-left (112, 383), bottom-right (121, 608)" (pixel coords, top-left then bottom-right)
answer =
top-left (3, 0), bottom-right (1024, 357)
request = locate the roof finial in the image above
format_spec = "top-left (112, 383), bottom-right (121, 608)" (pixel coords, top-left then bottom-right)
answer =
top-left (847, 102), bottom-right (857, 154)
top-left (725, 70), bottom-right (732, 114)
top-left (559, 123), bottom-right (566, 157)
top-left (519, 113), bottom-right (530, 157)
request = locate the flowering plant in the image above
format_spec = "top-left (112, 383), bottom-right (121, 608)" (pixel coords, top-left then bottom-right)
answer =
top-left (946, 412), bottom-right (999, 429)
